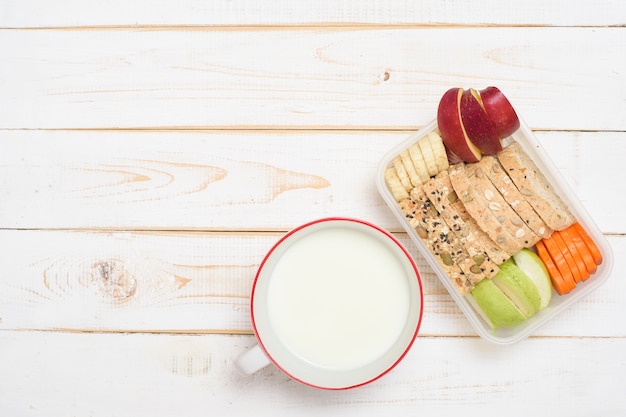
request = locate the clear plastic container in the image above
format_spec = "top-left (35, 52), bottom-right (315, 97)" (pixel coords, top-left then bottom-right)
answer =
top-left (376, 118), bottom-right (614, 344)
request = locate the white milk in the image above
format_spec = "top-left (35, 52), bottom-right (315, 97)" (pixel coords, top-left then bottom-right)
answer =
top-left (266, 227), bottom-right (411, 370)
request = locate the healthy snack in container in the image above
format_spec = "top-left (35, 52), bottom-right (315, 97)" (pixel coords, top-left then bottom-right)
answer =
top-left (378, 86), bottom-right (613, 344)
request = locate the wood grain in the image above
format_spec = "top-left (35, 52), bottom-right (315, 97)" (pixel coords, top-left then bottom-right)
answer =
top-left (1, 2), bottom-right (625, 415)
top-left (1, 27), bottom-right (625, 130)
top-left (1, 331), bottom-right (625, 416)
top-left (1, 130), bottom-right (622, 232)
top-left (0, 229), bottom-right (622, 336)
top-left (2, 0), bottom-right (625, 27)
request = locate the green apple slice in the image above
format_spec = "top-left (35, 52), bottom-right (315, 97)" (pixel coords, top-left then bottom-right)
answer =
top-left (513, 248), bottom-right (553, 310)
top-left (492, 259), bottom-right (541, 318)
top-left (468, 279), bottom-right (527, 329)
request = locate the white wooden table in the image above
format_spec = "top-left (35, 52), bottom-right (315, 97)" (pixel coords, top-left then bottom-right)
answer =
top-left (1, 2), bottom-right (625, 415)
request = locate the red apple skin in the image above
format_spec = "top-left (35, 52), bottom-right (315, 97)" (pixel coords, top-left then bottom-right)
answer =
top-left (479, 86), bottom-right (520, 138)
top-left (437, 88), bottom-right (482, 163)
top-left (460, 89), bottom-right (502, 155)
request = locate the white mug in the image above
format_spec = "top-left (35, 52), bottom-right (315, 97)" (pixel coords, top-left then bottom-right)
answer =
top-left (235, 217), bottom-right (424, 389)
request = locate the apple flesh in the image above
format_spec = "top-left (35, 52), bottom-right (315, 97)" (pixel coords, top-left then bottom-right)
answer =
top-left (468, 279), bottom-right (526, 329)
top-left (437, 88), bottom-right (483, 163)
top-left (460, 89), bottom-right (502, 155)
top-left (479, 86), bottom-right (520, 138)
top-left (491, 259), bottom-right (541, 318)
top-left (513, 249), bottom-right (553, 310)
top-left (469, 253), bottom-right (554, 330)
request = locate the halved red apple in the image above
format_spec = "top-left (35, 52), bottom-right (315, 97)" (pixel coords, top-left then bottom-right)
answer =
top-left (437, 88), bottom-right (482, 163)
top-left (445, 146), bottom-right (463, 165)
top-left (479, 86), bottom-right (520, 138)
top-left (460, 88), bottom-right (502, 155)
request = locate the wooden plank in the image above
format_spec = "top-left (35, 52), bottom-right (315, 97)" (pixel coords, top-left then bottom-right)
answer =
top-left (1, 27), bottom-right (625, 130)
top-left (1, 331), bottom-right (624, 416)
top-left (0, 130), bottom-right (622, 232)
top-left (0, 228), bottom-right (461, 334)
top-left (2, 0), bottom-right (625, 28)
top-left (0, 229), bottom-right (622, 337)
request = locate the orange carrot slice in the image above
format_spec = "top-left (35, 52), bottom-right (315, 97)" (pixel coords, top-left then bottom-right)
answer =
top-left (542, 235), bottom-right (577, 294)
top-left (573, 222), bottom-right (603, 266)
top-left (535, 240), bottom-right (568, 296)
top-left (552, 231), bottom-right (584, 284)
top-left (559, 227), bottom-right (592, 280)
top-left (568, 227), bottom-right (597, 275)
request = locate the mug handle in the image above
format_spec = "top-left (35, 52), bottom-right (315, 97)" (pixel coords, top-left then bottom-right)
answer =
top-left (234, 344), bottom-right (271, 376)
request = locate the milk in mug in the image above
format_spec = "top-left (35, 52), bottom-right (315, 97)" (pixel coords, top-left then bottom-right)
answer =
top-left (266, 226), bottom-right (411, 370)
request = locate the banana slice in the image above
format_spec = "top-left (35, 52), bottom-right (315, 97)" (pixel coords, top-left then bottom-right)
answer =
top-left (400, 150), bottom-right (422, 187)
top-left (384, 167), bottom-right (410, 201)
top-left (408, 143), bottom-right (430, 183)
top-left (418, 136), bottom-right (439, 177)
top-left (392, 156), bottom-right (412, 191)
top-left (428, 130), bottom-right (450, 172)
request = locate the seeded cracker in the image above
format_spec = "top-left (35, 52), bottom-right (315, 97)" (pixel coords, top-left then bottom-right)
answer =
top-left (449, 195), bottom-right (511, 265)
top-left (448, 163), bottom-right (522, 256)
top-left (423, 171), bottom-right (499, 281)
top-left (497, 142), bottom-right (576, 231)
top-left (480, 155), bottom-right (552, 238)
top-left (465, 161), bottom-right (541, 248)
top-left (400, 186), bottom-right (477, 294)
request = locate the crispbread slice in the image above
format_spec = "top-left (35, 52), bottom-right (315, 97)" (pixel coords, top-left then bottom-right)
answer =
top-left (480, 156), bottom-right (552, 238)
top-left (423, 170), bottom-right (499, 279)
top-left (497, 142), bottom-right (576, 231)
top-left (465, 161), bottom-right (541, 248)
top-left (399, 187), bottom-right (478, 294)
top-left (451, 198), bottom-right (511, 265)
top-left (448, 163), bottom-right (522, 256)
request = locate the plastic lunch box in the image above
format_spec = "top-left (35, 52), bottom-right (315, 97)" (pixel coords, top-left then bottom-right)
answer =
top-left (376, 118), bottom-right (614, 344)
